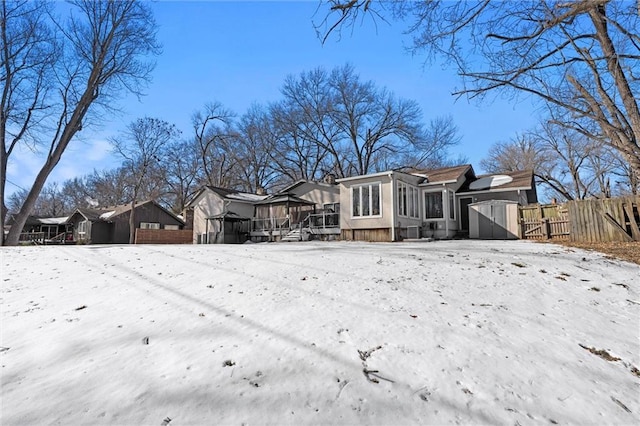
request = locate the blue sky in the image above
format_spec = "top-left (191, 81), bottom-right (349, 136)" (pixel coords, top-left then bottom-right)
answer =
top-left (7, 0), bottom-right (540, 198)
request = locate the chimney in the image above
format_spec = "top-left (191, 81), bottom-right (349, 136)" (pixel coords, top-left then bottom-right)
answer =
top-left (324, 174), bottom-right (336, 185)
top-left (183, 207), bottom-right (194, 230)
top-left (256, 186), bottom-right (266, 196)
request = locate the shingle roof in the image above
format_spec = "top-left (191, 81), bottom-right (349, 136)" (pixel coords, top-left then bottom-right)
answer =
top-left (410, 164), bottom-right (473, 184)
top-left (186, 186), bottom-right (268, 205)
top-left (72, 200), bottom-right (184, 224)
top-left (459, 169), bottom-right (535, 192)
top-left (74, 208), bottom-right (108, 222)
top-left (255, 194), bottom-right (315, 205)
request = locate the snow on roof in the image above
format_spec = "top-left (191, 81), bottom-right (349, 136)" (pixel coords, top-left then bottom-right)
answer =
top-left (38, 217), bottom-right (69, 225)
top-left (226, 192), bottom-right (268, 202)
top-left (99, 211), bottom-right (115, 220)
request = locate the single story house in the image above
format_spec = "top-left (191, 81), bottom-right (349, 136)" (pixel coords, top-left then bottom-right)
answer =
top-left (337, 165), bottom-right (537, 241)
top-left (67, 200), bottom-right (185, 244)
top-left (8, 215), bottom-right (73, 244)
top-left (183, 186), bottom-right (268, 244)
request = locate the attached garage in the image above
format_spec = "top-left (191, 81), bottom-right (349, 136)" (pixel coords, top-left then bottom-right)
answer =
top-left (468, 200), bottom-right (520, 239)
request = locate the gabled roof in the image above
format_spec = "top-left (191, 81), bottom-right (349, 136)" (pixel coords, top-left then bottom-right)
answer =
top-left (8, 215), bottom-right (69, 226)
top-left (336, 165), bottom-right (473, 185)
top-left (186, 186), bottom-right (268, 207)
top-left (71, 208), bottom-right (107, 222)
top-left (411, 164), bottom-right (474, 184)
top-left (277, 179), bottom-right (337, 194)
top-left (207, 211), bottom-right (250, 221)
top-left (70, 200), bottom-right (184, 225)
top-left (255, 194), bottom-right (315, 205)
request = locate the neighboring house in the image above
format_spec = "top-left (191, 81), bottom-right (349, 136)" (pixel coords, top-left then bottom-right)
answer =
top-left (337, 165), bottom-right (537, 241)
top-left (67, 200), bottom-right (185, 244)
top-left (8, 215), bottom-right (73, 244)
top-left (184, 186), bottom-right (268, 244)
top-left (250, 179), bottom-right (340, 242)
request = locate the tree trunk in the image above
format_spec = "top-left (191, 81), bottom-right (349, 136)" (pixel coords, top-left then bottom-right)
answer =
top-left (0, 148), bottom-right (7, 244)
top-left (4, 155), bottom-right (63, 245)
top-left (3, 93), bottom-right (89, 245)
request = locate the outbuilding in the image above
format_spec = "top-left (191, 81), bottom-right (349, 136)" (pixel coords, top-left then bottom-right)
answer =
top-left (468, 200), bottom-right (520, 239)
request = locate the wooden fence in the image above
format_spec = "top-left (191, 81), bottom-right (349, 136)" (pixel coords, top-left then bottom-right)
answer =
top-left (520, 196), bottom-right (640, 242)
top-left (135, 228), bottom-right (193, 244)
top-left (520, 204), bottom-right (570, 240)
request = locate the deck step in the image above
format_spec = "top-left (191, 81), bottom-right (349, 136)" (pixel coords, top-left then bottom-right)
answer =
top-left (281, 229), bottom-right (302, 242)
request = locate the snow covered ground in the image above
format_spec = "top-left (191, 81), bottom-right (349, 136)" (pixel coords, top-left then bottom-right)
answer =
top-left (1, 240), bottom-right (639, 425)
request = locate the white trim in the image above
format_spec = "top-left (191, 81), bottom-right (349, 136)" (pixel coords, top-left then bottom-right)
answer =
top-left (423, 190), bottom-right (445, 220)
top-left (418, 179), bottom-right (458, 186)
top-left (457, 186), bottom-right (531, 196)
top-left (337, 171), bottom-right (392, 183)
top-left (390, 175), bottom-right (395, 241)
top-left (350, 181), bottom-right (383, 219)
top-left (397, 181), bottom-right (420, 219)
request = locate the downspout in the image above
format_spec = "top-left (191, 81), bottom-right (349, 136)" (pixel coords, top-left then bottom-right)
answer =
top-left (205, 214), bottom-right (209, 244)
top-left (390, 172), bottom-right (395, 242)
top-left (444, 184), bottom-right (449, 238)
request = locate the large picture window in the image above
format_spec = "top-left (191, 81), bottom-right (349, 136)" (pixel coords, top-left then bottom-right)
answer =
top-left (352, 182), bottom-right (381, 217)
top-left (398, 181), bottom-right (419, 219)
top-left (424, 192), bottom-right (443, 219)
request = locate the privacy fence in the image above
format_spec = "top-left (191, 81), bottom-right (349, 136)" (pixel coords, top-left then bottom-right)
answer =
top-left (520, 196), bottom-right (640, 243)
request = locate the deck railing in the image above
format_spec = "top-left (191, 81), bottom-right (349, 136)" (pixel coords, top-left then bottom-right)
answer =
top-left (251, 212), bottom-right (340, 234)
top-left (251, 217), bottom-right (290, 232)
top-left (18, 232), bottom-right (46, 243)
top-left (307, 212), bottom-right (340, 229)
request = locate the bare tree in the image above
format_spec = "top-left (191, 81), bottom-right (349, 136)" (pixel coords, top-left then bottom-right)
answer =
top-left (318, 1), bottom-right (640, 182)
top-left (162, 138), bottom-right (201, 213)
top-left (1, 0), bottom-right (57, 240)
top-left (480, 134), bottom-right (545, 175)
top-left (277, 64), bottom-right (438, 178)
top-left (269, 99), bottom-right (334, 182)
top-left (276, 67), bottom-right (342, 179)
top-left (402, 115), bottom-right (462, 170)
top-left (111, 117), bottom-right (179, 243)
top-left (329, 64), bottom-right (427, 175)
top-left (192, 102), bottom-right (237, 188)
top-left (481, 121), bottom-right (620, 201)
top-left (84, 168), bottom-right (134, 207)
top-left (2, 0), bottom-right (159, 245)
top-left (232, 104), bottom-right (280, 193)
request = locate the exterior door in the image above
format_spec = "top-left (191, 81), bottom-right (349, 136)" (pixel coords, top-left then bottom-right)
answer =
top-left (459, 197), bottom-right (473, 231)
top-left (477, 202), bottom-right (508, 239)
top-left (492, 203), bottom-right (508, 239)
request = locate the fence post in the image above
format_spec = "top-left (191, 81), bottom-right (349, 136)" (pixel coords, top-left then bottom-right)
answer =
top-left (542, 218), bottom-right (550, 239)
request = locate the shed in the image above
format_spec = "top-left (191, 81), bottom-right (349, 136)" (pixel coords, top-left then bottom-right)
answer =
top-left (468, 200), bottom-right (520, 239)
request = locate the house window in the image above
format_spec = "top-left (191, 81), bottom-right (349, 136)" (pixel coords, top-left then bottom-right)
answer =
top-left (77, 220), bottom-right (87, 236)
top-left (449, 191), bottom-right (455, 219)
top-left (424, 192), bottom-right (443, 219)
top-left (140, 222), bottom-right (160, 229)
top-left (352, 182), bottom-right (381, 218)
top-left (397, 182), bottom-right (419, 219)
top-left (164, 224), bottom-right (179, 230)
top-left (323, 203), bottom-right (340, 213)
